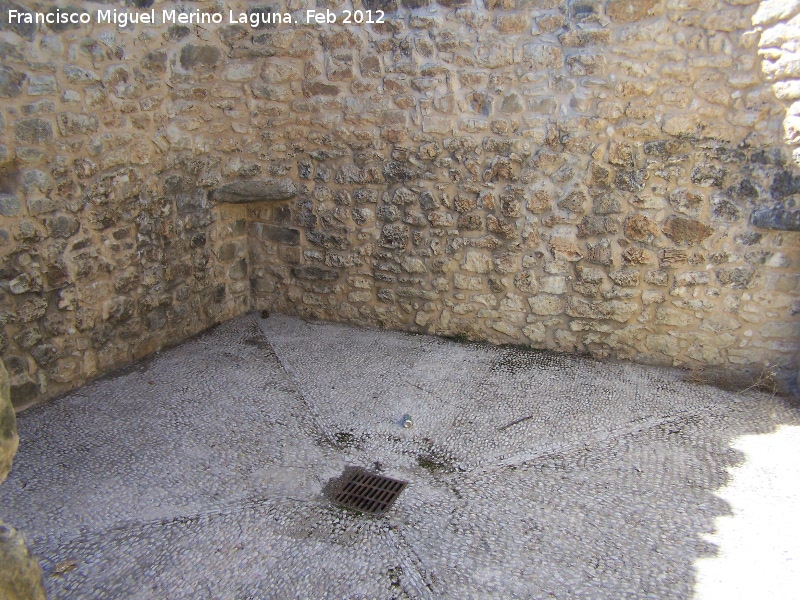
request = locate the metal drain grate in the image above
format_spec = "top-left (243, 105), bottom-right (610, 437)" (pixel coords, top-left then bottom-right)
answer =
top-left (331, 468), bottom-right (407, 516)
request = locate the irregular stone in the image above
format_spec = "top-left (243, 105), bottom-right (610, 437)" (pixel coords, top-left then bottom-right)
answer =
top-left (487, 215), bottom-right (515, 239)
top-left (179, 44), bottom-right (221, 69)
top-left (522, 44), bottom-right (563, 70)
top-left (9, 273), bottom-right (42, 295)
top-left (428, 212), bottom-right (455, 228)
top-left (644, 269), bottom-right (668, 286)
top-left (752, 0), bottom-right (800, 26)
top-left (662, 114), bottom-right (701, 138)
top-left (558, 28), bottom-right (611, 47)
top-left (646, 334), bottom-right (679, 356)
top-left (658, 248), bottom-right (687, 268)
top-left (668, 189), bottom-right (704, 216)
top-left (549, 237), bottom-right (584, 261)
top-left (566, 53), bottom-right (606, 76)
top-left (622, 247), bottom-right (655, 265)
top-left (614, 169), bottom-right (645, 192)
top-left (607, 0), bottom-right (663, 22)
top-left (686, 338), bottom-right (723, 365)
top-left (715, 266), bottom-right (755, 288)
top-left (710, 194), bottom-right (742, 221)
top-left (454, 273), bottom-right (482, 290)
top-left (528, 294), bottom-right (564, 316)
top-left (57, 112), bottom-right (99, 136)
top-left (458, 214), bottom-right (483, 231)
top-left (661, 216), bottom-right (713, 244)
top-left (593, 193), bottom-right (621, 215)
top-left (63, 65), bottom-right (99, 84)
top-left (0, 522), bottom-right (45, 600)
top-left (770, 170), bottom-right (800, 200)
top-left (514, 271), bottom-right (538, 293)
top-left (674, 271), bottom-right (711, 287)
top-left (565, 297), bottom-right (638, 322)
top-left (500, 93), bottom-right (524, 114)
top-left (642, 290), bottom-right (665, 304)
top-left (380, 224), bottom-right (409, 249)
top-left (522, 322), bottom-right (546, 343)
top-left (623, 214), bottom-right (659, 243)
top-left (751, 206), bottom-right (800, 231)
top-left (691, 164), bottom-right (726, 188)
top-left (292, 266), bottom-right (339, 281)
top-left (211, 179), bottom-right (297, 203)
top-left (0, 65), bottom-right (26, 98)
top-left (0, 360), bottom-right (16, 483)
top-left (608, 140), bottom-right (635, 167)
top-left (586, 239), bottom-right (613, 265)
top-left (14, 119), bottom-right (53, 145)
top-left (141, 50), bottom-right (167, 73)
top-left (0, 195), bottom-right (21, 217)
top-left (255, 224), bottom-right (300, 245)
top-left (462, 250), bottom-right (493, 273)
top-left (401, 256), bottom-right (427, 274)
top-left (26, 75), bottom-right (56, 96)
top-left (302, 80), bottom-right (340, 97)
top-left (577, 215), bottom-right (619, 237)
top-left (655, 307), bottom-right (692, 327)
top-left (609, 269), bottom-right (640, 287)
top-left (557, 189), bottom-right (588, 213)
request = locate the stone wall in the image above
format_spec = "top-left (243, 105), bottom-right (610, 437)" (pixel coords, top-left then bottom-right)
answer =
top-left (1, 0), bottom-right (799, 407)
top-left (246, 0), bottom-right (800, 389)
top-left (0, 3), bottom-right (252, 407)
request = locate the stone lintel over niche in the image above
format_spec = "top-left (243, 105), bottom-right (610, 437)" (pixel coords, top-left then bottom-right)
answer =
top-left (210, 179), bottom-right (297, 203)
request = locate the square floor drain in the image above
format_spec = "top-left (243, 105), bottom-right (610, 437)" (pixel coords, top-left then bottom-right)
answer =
top-left (331, 468), bottom-right (408, 516)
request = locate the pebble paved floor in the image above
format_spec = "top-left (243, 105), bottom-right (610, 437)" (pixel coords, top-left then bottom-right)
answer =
top-left (1, 313), bottom-right (799, 599)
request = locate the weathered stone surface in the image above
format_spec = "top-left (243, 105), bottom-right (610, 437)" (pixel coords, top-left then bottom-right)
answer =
top-left (256, 224), bottom-right (301, 245)
top-left (0, 65), bottom-right (26, 98)
top-left (14, 119), bottom-right (53, 144)
top-left (179, 44), bottom-right (221, 69)
top-left (292, 266), bottom-right (340, 280)
top-left (751, 206), bottom-right (800, 231)
top-left (0, 522), bottom-right (46, 600)
top-left (577, 215), bottom-right (620, 238)
top-left (57, 112), bottom-right (100, 136)
top-left (716, 266), bottom-right (756, 288)
top-left (661, 216), bottom-right (713, 244)
top-left (0, 361), bottom-right (16, 484)
top-left (26, 75), bottom-right (56, 96)
top-left (380, 224), bottom-right (409, 249)
top-left (0, 361), bottom-right (44, 598)
top-left (302, 81), bottom-right (340, 97)
top-left (558, 189), bottom-right (588, 213)
top-left (462, 250), bottom-right (493, 273)
top-left (0, 194), bottom-right (21, 217)
top-left (607, 0), bottom-right (663, 23)
top-left (752, 0), bottom-right (800, 26)
top-left (528, 294), bottom-right (564, 316)
top-left (549, 237), bottom-right (584, 261)
top-left (523, 44), bottom-right (563, 70)
top-left (211, 179), bottom-right (297, 203)
top-left (624, 214), bottom-right (659, 243)
top-left (565, 297), bottom-right (638, 322)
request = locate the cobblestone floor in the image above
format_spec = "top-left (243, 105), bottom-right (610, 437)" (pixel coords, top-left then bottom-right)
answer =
top-left (1, 313), bottom-right (798, 599)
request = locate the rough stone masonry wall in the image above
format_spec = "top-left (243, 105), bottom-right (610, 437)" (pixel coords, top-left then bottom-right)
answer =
top-left (0, 3), bottom-right (253, 408)
top-left (1, 0), bottom-right (800, 408)
top-left (247, 0), bottom-right (800, 390)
